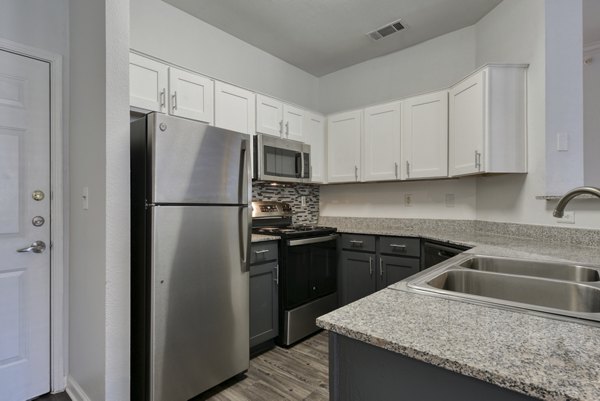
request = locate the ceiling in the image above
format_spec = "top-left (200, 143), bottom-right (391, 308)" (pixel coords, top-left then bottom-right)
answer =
top-left (163, 0), bottom-right (503, 77)
top-left (584, 0), bottom-right (600, 46)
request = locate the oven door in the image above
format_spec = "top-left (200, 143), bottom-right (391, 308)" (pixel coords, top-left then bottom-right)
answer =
top-left (283, 234), bottom-right (338, 310)
top-left (254, 134), bottom-right (309, 183)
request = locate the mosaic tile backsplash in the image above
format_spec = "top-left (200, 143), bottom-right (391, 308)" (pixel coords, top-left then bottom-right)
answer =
top-left (252, 182), bottom-right (320, 224)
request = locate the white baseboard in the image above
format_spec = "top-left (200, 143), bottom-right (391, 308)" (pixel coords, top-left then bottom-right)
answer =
top-left (66, 375), bottom-right (92, 401)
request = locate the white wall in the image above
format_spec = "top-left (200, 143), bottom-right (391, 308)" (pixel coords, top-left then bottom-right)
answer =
top-left (584, 46), bottom-right (600, 187)
top-left (318, 26), bottom-right (476, 114)
top-left (129, 0), bottom-right (320, 111)
top-left (69, 0), bottom-right (131, 400)
top-left (320, 179), bottom-right (477, 220)
top-left (69, 0), bottom-right (107, 397)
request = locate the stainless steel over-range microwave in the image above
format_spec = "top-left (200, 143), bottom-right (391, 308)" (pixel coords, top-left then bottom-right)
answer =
top-left (253, 134), bottom-right (311, 183)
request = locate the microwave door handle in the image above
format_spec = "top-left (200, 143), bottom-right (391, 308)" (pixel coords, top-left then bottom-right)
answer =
top-left (295, 153), bottom-right (302, 178)
top-left (301, 152), bottom-right (305, 179)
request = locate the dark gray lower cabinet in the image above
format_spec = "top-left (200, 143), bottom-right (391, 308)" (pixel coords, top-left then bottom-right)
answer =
top-left (340, 251), bottom-right (377, 305)
top-left (250, 242), bottom-right (279, 348)
top-left (339, 234), bottom-right (421, 306)
top-left (329, 333), bottom-right (537, 401)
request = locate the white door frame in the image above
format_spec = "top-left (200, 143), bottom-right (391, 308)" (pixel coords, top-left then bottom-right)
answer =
top-left (0, 38), bottom-right (67, 393)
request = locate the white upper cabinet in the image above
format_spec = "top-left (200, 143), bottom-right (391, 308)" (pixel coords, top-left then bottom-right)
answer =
top-left (256, 94), bottom-right (283, 137)
top-left (401, 91), bottom-right (449, 180)
top-left (168, 67), bottom-right (214, 124)
top-left (449, 65), bottom-right (527, 177)
top-left (129, 53), bottom-right (168, 113)
top-left (327, 110), bottom-right (362, 183)
top-left (283, 104), bottom-right (305, 142)
top-left (305, 112), bottom-right (327, 183)
top-left (214, 82), bottom-right (256, 135)
top-left (363, 101), bottom-right (401, 182)
top-left (256, 94), bottom-right (306, 141)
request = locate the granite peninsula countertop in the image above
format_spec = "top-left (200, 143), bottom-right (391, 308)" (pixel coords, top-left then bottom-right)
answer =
top-left (316, 217), bottom-right (600, 400)
top-left (251, 234), bottom-right (280, 243)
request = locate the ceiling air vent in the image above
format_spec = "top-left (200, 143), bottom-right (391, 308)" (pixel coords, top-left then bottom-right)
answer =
top-left (368, 19), bottom-right (405, 41)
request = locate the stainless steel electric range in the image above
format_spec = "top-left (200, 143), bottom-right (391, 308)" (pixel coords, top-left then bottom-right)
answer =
top-left (252, 201), bottom-right (339, 346)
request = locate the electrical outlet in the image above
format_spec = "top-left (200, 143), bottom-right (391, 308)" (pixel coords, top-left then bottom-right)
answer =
top-left (556, 211), bottom-right (575, 224)
top-left (300, 196), bottom-right (306, 207)
top-left (404, 194), bottom-right (412, 207)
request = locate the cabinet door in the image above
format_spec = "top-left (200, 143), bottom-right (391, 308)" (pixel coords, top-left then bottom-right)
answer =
top-left (363, 101), bottom-right (401, 182)
top-left (169, 67), bottom-right (214, 124)
top-left (305, 112), bottom-right (327, 183)
top-left (129, 53), bottom-right (168, 112)
top-left (449, 70), bottom-right (484, 176)
top-left (327, 110), bottom-right (362, 183)
top-left (256, 94), bottom-right (283, 137)
top-left (283, 104), bottom-right (305, 142)
top-left (377, 255), bottom-right (420, 290)
top-left (214, 81), bottom-right (255, 135)
top-left (402, 91), bottom-right (448, 179)
top-left (340, 251), bottom-right (376, 306)
top-left (250, 261), bottom-right (279, 347)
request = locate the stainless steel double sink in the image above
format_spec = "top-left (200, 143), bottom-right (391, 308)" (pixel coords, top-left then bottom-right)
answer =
top-left (399, 254), bottom-right (600, 325)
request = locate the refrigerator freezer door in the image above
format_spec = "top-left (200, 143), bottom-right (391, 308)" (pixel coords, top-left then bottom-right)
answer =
top-left (150, 205), bottom-right (250, 401)
top-left (150, 113), bottom-right (250, 205)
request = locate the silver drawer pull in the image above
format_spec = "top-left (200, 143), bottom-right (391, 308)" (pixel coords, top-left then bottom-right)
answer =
top-left (349, 240), bottom-right (364, 245)
top-left (390, 244), bottom-right (407, 248)
top-left (254, 249), bottom-right (270, 254)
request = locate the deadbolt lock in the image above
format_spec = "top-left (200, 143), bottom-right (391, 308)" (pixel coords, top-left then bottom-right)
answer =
top-left (32, 216), bottom-right (45, 227)
top-left (32, 190), bottom-right (45, 201)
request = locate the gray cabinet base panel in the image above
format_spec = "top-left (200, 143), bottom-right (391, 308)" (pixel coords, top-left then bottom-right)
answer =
top-left (329, 333), bottom-right (537, 401)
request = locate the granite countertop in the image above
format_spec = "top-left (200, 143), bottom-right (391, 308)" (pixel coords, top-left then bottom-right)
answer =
top-left (251, 233), bottom-right (280, 243)
top-left (317, 218), bottom-right (600, 400)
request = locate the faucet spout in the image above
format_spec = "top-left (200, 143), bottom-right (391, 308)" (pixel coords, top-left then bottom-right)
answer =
top-left (553, 186), bottom-right (600, 218)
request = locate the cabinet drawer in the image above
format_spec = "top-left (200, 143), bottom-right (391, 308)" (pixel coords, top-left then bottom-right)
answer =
top-left (341, 234), bottom-right (376, 252)
top-left (251, 241), bottom-right (278, 264)
top-left (379, 237), bottom-right (420, 257)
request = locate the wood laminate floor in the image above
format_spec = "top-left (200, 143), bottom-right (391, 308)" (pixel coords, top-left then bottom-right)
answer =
top-left (197, 331), bottom-right (329, 401)
top-left (31, 332), bottom-right (328, 401)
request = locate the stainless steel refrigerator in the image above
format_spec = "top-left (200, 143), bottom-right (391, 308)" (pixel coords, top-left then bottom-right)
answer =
top-left (130, 112), bottom-right (251, 401)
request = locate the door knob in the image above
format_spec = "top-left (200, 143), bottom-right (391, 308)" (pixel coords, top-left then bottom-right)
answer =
top-left (17, 241), bottom-right (46, 254)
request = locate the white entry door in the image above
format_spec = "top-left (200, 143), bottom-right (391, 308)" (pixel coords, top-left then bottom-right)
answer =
top-left (0, 50), bottom-right (51, 401)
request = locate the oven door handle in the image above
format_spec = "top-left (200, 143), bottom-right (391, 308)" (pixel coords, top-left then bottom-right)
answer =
top-left (287, 234), bottom-right (338, 247)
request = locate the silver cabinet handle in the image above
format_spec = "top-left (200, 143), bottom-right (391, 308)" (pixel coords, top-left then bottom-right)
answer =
top-left (254, 249), bottom-right (270, 254)
top-left (274, 264), bottom-right (279, 285)
top-left (395, 162), bottom-right (399, 179)
top-left (160, 89), bottom-right (166, 110)
top-left (369, 256), bottom-right (373, 276)
top-left (406, 161), bottom-right (410, 178)
top-left (349, 240), bottom-right (363, 246)
top-left (279, 120), bottom-right (284, 136)
top-left (379, 257), bottom-right (383, 277)
top-left (172, 91), bottom-right (178, 111)
top-left (17, 240), bottom-right (46, 254)
top-left (355, 165), bottom-right (358, 181)
top-left (285, 121), bottom-right (289, 137)
top-left (475, 150), bottom-right (482, 171)
top-left (390, 244), bottom-right (407, 252)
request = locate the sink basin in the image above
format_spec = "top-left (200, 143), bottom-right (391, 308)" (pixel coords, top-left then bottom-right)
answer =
top-left (400, 254), bottom-right (600, 326)
top-left (459, 256), bottom-right (600, 282)
top-left (428, 270), bottom-right (600, 313)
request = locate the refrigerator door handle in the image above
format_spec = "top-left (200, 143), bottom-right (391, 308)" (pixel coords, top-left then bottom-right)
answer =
top-left (239, 205), bottom-right (251, 272)
top-left (238, 139), bottom-right (248, 204)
